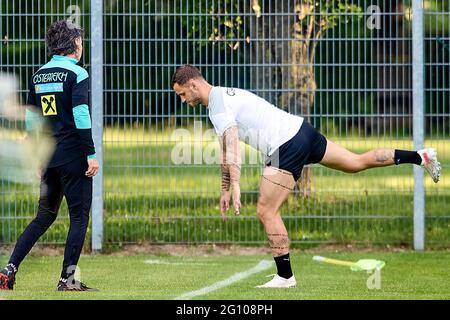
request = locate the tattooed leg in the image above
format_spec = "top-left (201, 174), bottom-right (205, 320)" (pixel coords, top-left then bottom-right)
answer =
top-left (257, 167), bottom-right (294, 257)
top-left (261, 175), bottom-right (294, 191)
top-left (320, 139), bottom-right (396, 173)
top-left (267, 233), bottom-right (290, 257)
top-left (369, 149), bottom-right (395, 165)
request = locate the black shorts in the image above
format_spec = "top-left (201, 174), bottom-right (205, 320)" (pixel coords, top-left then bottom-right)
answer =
top-left (266, 121), bottom-right (327, 182)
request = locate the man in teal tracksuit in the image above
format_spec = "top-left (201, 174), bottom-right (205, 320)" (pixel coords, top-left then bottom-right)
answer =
top-left (0, 20), bottom-right (99, 291)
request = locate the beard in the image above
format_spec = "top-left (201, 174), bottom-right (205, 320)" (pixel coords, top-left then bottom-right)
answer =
top-left (188, 96), bottom-right (202, 107)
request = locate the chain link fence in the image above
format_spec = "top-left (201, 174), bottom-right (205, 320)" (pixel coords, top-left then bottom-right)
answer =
top-left (1, 0), bottom-right (448, 249)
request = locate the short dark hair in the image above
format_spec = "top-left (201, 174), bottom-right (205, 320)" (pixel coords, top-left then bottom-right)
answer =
top-left (171, 64), bottom-right (204, 86)
top-left (46, 20), bottom-right (83, 58)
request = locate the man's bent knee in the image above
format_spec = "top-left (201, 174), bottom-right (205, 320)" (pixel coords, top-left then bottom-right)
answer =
top-left (257, 203), bottom-right (277, 224)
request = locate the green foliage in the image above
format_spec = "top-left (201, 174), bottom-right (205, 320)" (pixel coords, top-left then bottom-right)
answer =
top-left (319, 1), bottom-right (363, 31)
top-left (182, 0), bottom-right (363, 50)
top-left (424, 0), bottom-right (450, 36)
top-left (177, 0), bottom-right (247, 50)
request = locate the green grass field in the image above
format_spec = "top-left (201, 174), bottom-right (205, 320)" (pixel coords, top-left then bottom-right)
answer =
top-left (1, 251), bottom-right (449, 300)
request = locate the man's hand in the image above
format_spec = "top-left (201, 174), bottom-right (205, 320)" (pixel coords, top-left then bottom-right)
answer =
top-left (220, 190), bottom-right (230, 221)
top-left (36, 168), bottom-right (43, 179)
top-left (85, 158), bottom-right (99, 177)
top-left (35, 160), bottom-right (43, 179)
top-left (231, 183), bottom-right (241, 215)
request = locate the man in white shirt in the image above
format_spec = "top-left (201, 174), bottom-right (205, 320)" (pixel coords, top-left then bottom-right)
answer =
top-left (172, 64), bottom-right (441, 288)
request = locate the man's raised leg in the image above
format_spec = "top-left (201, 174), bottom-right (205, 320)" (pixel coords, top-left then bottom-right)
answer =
top-left (319, 139), bottom-right (440, 182)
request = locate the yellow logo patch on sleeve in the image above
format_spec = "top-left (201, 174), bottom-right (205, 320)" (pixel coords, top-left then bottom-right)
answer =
top-left (40, 95), bottom-right (57, 116)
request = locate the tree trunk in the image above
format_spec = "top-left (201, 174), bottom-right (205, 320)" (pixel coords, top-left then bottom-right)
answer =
top-left (290, 56), bottom-right (316, 198)
top-left (250, 0), bottom-right (317, 197)
top-left (249, 0), bottom-right (290, 106)
top-left (289, 1), bottom-right (317, 197)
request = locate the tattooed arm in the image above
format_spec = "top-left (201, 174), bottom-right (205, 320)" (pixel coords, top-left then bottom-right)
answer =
top-left (223, 126), bottom-right (241, 189)
top-left (219, 135), bottom-right (231, 193)
top-left (219, 135), bottom-right (231, 220)
top-left (219, 126), bottom-right (241, 217)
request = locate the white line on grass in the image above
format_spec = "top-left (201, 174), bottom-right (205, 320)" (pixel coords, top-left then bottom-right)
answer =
top-left (174, 260), bottom-right (274, 300)
top-left (144, 259), bottom-right (216, 266)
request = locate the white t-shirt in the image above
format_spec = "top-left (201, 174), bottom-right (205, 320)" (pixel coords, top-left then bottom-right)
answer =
top-left (208, 86), bottom-right (304, 156)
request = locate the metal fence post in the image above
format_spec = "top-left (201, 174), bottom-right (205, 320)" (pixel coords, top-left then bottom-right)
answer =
top-left (90, 0), bottom-right (104, 252)
top-left (412, 0), bottom-right (425, 251)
